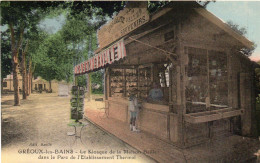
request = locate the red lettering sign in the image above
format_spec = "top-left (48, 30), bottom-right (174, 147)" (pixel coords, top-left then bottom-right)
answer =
top-left (74, 39), bottom-right (126, 75)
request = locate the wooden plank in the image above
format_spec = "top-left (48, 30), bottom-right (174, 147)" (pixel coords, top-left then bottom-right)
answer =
top-left (142, 102), bottom-right (169, 112)
top-left (151, 7), bottom-right (173, 22)
top-left (184, 109), bottom-right (243, 123)
top-left (108, 97), bottom-right (128, 105)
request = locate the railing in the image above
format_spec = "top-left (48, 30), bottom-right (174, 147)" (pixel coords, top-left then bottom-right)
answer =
top-left (184, 108), bottom-right (244, 123)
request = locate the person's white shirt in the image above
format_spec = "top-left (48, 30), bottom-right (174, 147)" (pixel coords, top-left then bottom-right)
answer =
top-left (129, 96), bottom-right (138, 112)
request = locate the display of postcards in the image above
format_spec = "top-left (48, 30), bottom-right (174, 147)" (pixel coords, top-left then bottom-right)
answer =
top-left (72, 86), bottom-right (78, 91)
top-left (71, 108), bottom-right (78, 119)
top-left (77, 113), bottom-right (83, 119)
top-left (77, 104), bottom-right (84, 109)
top-left (71, 90), bottom-right (78, 96)
top-left (71, 110), bottom-right (83, 120)
top-left (78, 90), bottom-right (85, 96)
top-left (78, 106), bottom-right (83, 111)
top-left (79, 87), bottom-right (84, 90)
top-left (70, 102), bottom-right (78, 107)
top-left (71, 113), bottom-right (77, 120)
top-left (78, 98), bottom-right (84, 104)
top-left (71, 107), bottom-right (77, 112)
top-left (70, 98), bottom-right (77, 103)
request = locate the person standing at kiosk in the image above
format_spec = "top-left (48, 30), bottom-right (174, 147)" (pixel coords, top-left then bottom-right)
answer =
top-left (128, 92), bottom-right (141, 132)
top-left (148, 82), bottom-right (163, 101)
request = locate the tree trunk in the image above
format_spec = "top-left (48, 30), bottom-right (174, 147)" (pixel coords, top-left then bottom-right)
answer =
top-left (1, 78), bottom-right (3, 93)
top-left (30, 73), bottom-right (33, 94)
top-left (9, 23), bottom-right (24, 106)
top-left (21, 42), bottom-right (28, 99)
top-left (87, 73), bottom-right (92, 101)
top-left (27, 58), bottom-right (33, 96)
top-left (26, 72), bottom-right (30, 96)
top-left (49, 80), bottom-right (52, 92)
top-left (21, 59), bottom-right (27, 99)
top-left (13, 60), bottom-right (20, 105)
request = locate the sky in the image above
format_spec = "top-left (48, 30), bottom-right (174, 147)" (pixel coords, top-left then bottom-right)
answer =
top-left (39, 14), bottom-right (65, 34)
top-left (206, 1), bottom-right (260, 61)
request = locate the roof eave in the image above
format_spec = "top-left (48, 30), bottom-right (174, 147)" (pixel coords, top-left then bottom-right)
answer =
top-left (194, 8), bottom-right (253, 49)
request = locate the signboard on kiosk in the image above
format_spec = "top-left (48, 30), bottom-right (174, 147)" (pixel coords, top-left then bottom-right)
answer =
top-left (74, 39), bottom-right (126, 75)
top-left (97, 2), bottom-right (149, 49)
top-left (74, 2), bottom-right (149, 75)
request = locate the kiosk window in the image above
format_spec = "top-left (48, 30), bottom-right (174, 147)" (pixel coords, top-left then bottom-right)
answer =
top-left (185, 47), bottom-right (228, 113)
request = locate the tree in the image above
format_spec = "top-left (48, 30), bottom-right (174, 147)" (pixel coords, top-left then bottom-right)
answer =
top-left (91, 70), bottom-right (104, 94)
top-left (34, 33), bottom-right (72, 91)
top-left (227, 20), bottom-right (257, 56)
top-left (1, 31), bottom-right (12, 92)
top-left (20, 40), bottom-right (29, 99)
top-left (1, 1), bottom-right (61, 105)
top-left (25, 30), bottom-right (49, 95)
top-left (59, 6), bottom-right (101, 97)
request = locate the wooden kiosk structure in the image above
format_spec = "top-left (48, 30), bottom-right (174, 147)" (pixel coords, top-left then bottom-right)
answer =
top-left (74, 2), bottom-right (258, 148)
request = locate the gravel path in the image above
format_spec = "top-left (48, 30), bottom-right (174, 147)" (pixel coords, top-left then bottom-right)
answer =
top-left (1, 93), bottom-right (155, 163)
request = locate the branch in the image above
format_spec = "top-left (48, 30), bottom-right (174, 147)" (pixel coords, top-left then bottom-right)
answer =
top-left (21, 40), bottom-right (29, 71)
top-left (17, 24), bottom-right (25, 54)
top-left (29, 57), bottom-right (36, 74)
top-left (22, 40), bottom-right (29, 54)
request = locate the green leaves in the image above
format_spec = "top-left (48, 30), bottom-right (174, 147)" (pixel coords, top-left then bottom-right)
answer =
top-left (227, 20), bottom-right (257, 56)
top-left (1, 31), bottom-right (12, 79)
top-left (34, 33), bottom-right (72, 82)
top-left (1, 2), bottom-right (128, 85)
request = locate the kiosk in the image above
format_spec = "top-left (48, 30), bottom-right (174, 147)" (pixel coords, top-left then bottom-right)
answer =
top-left (74, 2), bottom-right (258, 148)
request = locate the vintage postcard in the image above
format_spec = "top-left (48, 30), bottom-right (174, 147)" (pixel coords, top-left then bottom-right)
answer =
top-left (1, 1), bottom-right (260, 162)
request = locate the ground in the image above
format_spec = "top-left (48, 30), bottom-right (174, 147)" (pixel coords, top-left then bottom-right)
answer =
top-left (1, 93), bottom-right (155, 163)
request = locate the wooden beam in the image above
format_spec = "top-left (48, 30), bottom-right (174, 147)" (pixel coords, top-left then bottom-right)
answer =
top-left (151, 7), bottom-right (173, 22)
top-left (128, 37), bottom-right (177, 58)
top-left (124, 23), bottom-right (171, 45)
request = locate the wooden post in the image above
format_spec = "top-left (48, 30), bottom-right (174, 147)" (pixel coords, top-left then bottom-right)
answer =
top-left (151, 64), bottom-right (154, 82)
top-left (107, 68), bottom-right (111, 98)
top-left (175, 41), bottom-right (187, 147)
top-left (181, 43), bottom-right (187, 147)
top-left (206, 50), bottom-right (210, 109)
top-left (169, 67), bottom-right (173, 104)
top-left (240, 73), bottom-right (252, 136)
top-left (226, 49), bottom-right (234, 134)
top-left (86, 73), bottom-right (92, 101)
top-left (124, 68), bottom-right (126, 97)
top-left (251, 69), bottom-right (258, 137)
top-left (227, 49), bottom-right (233, 108)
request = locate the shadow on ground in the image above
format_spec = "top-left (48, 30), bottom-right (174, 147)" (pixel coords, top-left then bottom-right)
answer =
top-left (1, 117), bottom-right (27, 147)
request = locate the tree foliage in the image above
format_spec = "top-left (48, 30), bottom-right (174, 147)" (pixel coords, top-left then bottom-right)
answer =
top-left (227, 20), bottom-right (257, 56)
top-left (1, 31), bottom-right (12, 80)
top-left (34, 33), bottom-right (73, 83)
top-left (91, 70), bottom-right (104, 94)
top-left (1, 1), bottom-right (62, 104)
top-left (227, 20), bottom-right (247, 36)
